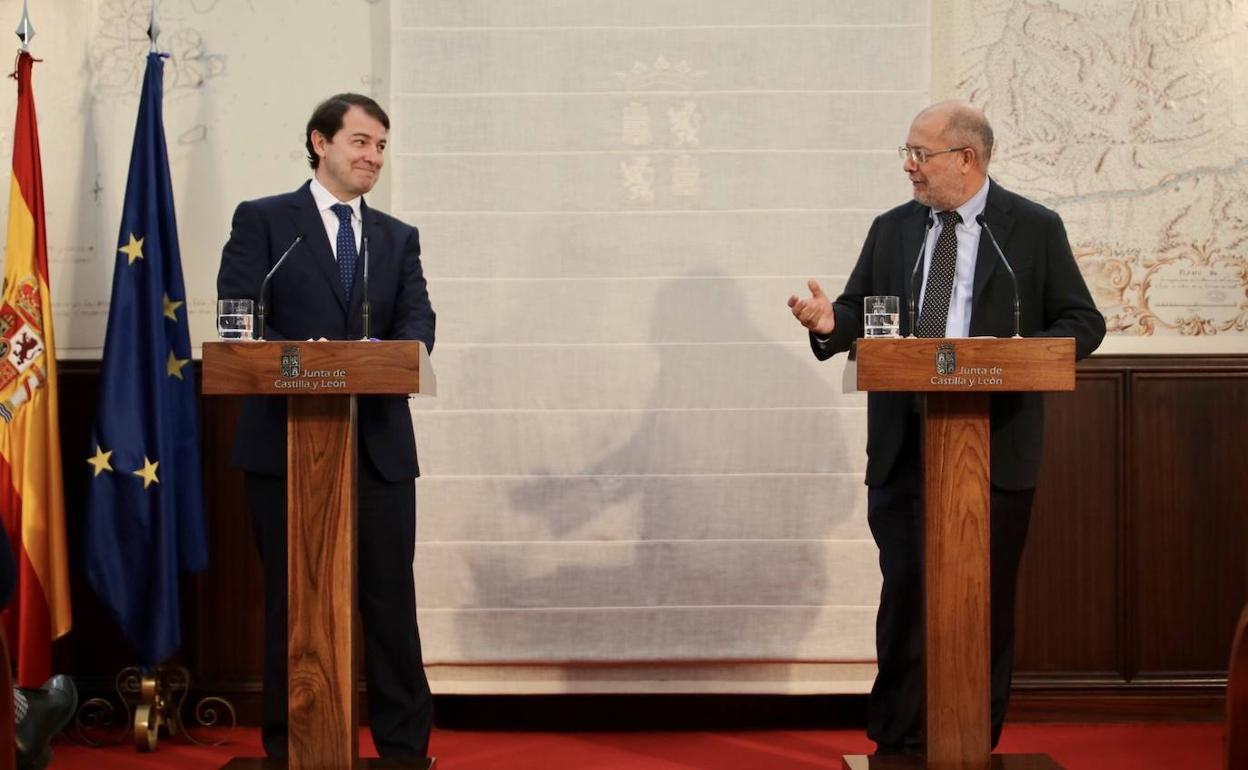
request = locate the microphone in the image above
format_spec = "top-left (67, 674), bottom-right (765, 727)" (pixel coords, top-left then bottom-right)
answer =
top-left (257, 234), bottom-right (304, 341)
top-left (360, 235), bottom-right (371, 341)
top-left (907, 217), bottom-right (934, 337)
top-left (975, 214), bottom-right (1022, 338)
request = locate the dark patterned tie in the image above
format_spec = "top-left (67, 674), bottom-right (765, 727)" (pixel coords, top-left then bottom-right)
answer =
top-left (915, 210), bottom-right (962, 337)
top-left (331, 203), bottom-right (358, 296)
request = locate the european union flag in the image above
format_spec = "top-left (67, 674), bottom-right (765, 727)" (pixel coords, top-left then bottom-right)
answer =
top-left (83, 52), bottom-right (208, 667)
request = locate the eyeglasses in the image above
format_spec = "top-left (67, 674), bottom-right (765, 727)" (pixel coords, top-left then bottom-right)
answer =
top-left (897, 145), bottom-right (969, 164)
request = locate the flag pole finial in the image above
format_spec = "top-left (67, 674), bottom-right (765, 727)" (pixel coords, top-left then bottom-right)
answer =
top-left (15, 0), bottom-right (34, 52)
top-left (148, 0), bottom-right (160, 52)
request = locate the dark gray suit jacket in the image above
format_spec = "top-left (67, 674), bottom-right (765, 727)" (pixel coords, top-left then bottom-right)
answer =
top-left (216, 181), bottom-right (436, 481)
top-left (812, 179), bottom-right (1105, 490)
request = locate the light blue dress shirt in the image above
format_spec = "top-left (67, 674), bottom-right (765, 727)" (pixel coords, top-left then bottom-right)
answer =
top-left (310, 176), bottom-right (363, 259)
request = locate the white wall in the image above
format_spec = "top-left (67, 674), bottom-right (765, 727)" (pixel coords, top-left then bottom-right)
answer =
top-left (0, 0), bottom-right (391, 357)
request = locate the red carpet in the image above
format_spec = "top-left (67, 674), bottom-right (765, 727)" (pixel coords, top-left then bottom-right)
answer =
top-left (47, 723), bottom-right (1223, 769)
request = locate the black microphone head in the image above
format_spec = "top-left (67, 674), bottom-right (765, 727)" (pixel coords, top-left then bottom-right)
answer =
top-left (975, 213), bottom-right (987, 227)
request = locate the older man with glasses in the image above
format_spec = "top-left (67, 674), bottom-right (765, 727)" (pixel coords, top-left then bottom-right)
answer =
top-left (788, 100), bottom-right (1105, 755)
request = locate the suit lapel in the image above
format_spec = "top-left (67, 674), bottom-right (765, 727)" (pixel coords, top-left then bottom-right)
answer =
top-left (971, 179), bottom-right (1014, 325)
top-left (900, 205), bottom-right (930, 336)
top-left (289, 182), bottom-right (349, 313)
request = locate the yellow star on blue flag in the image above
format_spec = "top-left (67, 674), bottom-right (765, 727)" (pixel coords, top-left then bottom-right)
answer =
top-left (119, 233), bottom-right (144, 265)
top-left (133, 456), bottom-right (159, 488)
top-left (87, 445), bottom-right (113, 477)
top-left (166, 349), bottom-right (189, 380)
top-left (162, 293), bottom-right (183, 321)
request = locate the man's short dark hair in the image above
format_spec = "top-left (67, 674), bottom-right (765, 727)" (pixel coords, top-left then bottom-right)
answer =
top-left (305, 93), bottom-right (391, 170)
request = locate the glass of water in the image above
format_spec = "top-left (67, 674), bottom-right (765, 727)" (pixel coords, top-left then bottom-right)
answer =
top-left (863, 295), bottom-right (900, 338)
top-left (217, 299), bottom-right (255, 341)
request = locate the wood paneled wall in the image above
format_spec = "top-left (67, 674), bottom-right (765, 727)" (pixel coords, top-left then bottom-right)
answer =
top-left (49, 356), bottom-right (1247, 722)
top-left (1013, 355), bottom-right (1248, 718)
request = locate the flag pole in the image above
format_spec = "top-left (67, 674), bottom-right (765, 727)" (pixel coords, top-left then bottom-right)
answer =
top-left (14, 0), bottom-right (34, 51)
top-left (147, 0), bottom-right (160, 52)
top-left (80, 1), bottom-right (229, 750)
top-left (5, 0), bottom-right (76, 693)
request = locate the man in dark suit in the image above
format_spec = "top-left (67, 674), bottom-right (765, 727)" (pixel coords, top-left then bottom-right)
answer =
top-left (216, 93), bottom-right (436, 760)
top-left (788, 100), bottom-right (1105, 754)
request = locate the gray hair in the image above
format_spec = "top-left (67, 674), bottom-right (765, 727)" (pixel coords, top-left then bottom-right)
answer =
top-left (943, 106), bottom-right (994, 167)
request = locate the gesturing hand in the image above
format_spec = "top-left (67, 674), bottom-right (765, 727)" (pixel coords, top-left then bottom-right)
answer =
top-left (787, 279), bottom-right (836, 336)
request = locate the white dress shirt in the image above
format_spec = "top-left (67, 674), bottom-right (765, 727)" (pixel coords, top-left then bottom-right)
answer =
top-left (916, 177), bottom-right (990, 338)
top-left (309, 176), bottom-right (363, 260)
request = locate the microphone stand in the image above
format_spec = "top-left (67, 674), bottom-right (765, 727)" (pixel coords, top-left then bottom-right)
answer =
top-left (360, 236), bottom-right (371, 341)
top-left (907, 218), bottom-right (933, 337)
top-left (976, 215), bottom-right (1022, 338)
top-left (257, 234), bottom-right (304, 341)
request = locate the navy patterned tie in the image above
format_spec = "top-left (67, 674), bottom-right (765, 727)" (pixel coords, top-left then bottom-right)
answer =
top-left (915, 210), bottom-right (962, 337)
top-left (331, 203), bottom-right (358, 296)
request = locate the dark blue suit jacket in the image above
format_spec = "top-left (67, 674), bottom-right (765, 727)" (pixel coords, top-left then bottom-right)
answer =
top-left (811, 180), bottom-right (1105, 490)
top-left (216, 181), bottom-right (436, 481)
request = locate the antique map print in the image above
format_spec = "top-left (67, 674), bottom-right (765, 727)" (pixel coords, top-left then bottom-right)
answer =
top-left (955, 0), bottom-right (1247, 351)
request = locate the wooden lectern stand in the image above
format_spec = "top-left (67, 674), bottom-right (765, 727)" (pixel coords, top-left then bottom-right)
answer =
top-left (203, 341), bottom-right (435, 770)
top-left (842, 337), bottom-right (1072, 770)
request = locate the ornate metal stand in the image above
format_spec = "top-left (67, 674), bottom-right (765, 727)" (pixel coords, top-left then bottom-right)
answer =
top-left (75, 664), bottom-right (236, 751)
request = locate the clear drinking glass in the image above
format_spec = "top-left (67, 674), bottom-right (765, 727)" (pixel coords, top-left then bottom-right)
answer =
top-left (216, 299), bottom-right (255, 341)
top-left (863, 295), bottom-right (900, 338)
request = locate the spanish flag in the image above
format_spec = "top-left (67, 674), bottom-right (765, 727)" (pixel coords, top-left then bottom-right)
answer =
top-left (0, 51), bottom-right (71, 687)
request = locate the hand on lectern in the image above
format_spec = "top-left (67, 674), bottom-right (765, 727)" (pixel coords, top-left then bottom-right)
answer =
top-left (787, 279), bottom-right (835, 336)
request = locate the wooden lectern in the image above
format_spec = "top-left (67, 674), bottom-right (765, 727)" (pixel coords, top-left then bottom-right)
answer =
top-left (202, 340), bottom-right (435, 770)
top-left (842, 337), bottom-right (1073, 770)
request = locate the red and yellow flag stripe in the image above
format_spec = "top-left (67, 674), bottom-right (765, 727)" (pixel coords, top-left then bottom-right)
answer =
top-left (0, 51), bottom-right (72, 687)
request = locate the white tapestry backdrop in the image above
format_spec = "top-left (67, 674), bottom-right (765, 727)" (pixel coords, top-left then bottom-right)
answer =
top-left (392, 0), bottom-right (928, 690)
